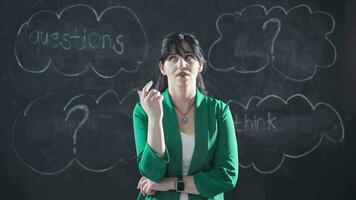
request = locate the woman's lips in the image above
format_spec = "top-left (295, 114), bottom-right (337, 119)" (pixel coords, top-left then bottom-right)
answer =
top-left (176, 72), bottom-right (189, 76)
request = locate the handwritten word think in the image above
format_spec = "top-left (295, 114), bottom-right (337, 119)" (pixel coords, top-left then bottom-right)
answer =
top-left (234, 112), bottom-right (277, 133)
top-left (28, 26), bottom-right (124, 55)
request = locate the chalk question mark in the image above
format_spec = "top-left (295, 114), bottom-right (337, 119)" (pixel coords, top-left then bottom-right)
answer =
top-left (64, 104), bottom-right (90, 155)
top-left (262, 18), bottom-right (281, 62)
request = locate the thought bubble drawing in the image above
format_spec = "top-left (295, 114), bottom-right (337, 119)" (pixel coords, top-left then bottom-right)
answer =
top-left (208, 4), bottom-right (336, 81)
top-left (12, 91), bottom-right (78, 175)
top-left (15, 4), bottom-right (148, 78)
top-left (12, 89), bottom-right (138, 175)
top-left (269, 5), bottom-right (336, 81)
top-left (228, 94), bottom-right (344, 174)
top-left (208, 5), bottom-right (274, 73)
top-left (63, 90), bottom-right (137, 172)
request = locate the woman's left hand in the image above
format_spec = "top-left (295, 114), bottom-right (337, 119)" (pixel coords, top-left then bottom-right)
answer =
top-left (137, 176), bottom-right (156, 196)
top-left (137, 176), bottom-right (174, 196)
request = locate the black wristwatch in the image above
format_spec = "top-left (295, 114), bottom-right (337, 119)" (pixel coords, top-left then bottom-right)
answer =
top-left (175, 175), bottom-right (184, 192)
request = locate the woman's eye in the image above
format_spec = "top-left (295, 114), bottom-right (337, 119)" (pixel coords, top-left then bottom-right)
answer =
top-left (185, 55), bottom-right (195, 61)
top-left (168, 55), bottom-right (178, 61)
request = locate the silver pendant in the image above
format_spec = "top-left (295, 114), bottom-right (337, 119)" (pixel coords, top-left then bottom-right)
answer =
top-left (181, 116), bottom-right (188, 124)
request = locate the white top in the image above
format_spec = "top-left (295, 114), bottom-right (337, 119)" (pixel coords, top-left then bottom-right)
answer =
top-left (179, 131), bottom-right (195, 200)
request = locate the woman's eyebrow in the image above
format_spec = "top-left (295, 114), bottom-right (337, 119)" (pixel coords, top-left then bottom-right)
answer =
top-left (184, 52), bottom-right (196, 58)
top-left (182, 49), bottom-right (194, 54)
top-left (170, 50), bottom-right (194, 57)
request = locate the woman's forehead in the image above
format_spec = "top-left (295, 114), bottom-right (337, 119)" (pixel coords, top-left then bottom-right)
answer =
top-left (180, 40), bottom-right (193, 52)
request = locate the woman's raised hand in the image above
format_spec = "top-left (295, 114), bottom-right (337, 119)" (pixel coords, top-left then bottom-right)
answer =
top-left (137, 81), bottom-right (164, 120)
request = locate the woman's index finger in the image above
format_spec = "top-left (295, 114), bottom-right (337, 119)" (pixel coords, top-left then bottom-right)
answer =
top-left (142, 81), bottom-right (153, 95)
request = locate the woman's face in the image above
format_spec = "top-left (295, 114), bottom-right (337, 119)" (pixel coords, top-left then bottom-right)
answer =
top-left (159, 40), bottom-right (203, 88)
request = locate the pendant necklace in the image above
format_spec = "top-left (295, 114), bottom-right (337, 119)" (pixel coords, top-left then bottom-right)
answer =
top-left (171, 99), bottom-right (195, 124)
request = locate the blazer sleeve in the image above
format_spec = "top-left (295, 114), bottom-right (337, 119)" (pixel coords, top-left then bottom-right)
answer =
top-left (133, 102), bottom-right (170, 182)
top-left (193, 103), bottom-right (239, 198)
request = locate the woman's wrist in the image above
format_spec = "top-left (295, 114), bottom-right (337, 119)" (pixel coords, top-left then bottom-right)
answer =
top-left (167, 177), bottom-right (177, 191)
top-left (148, 115), bottom-right (163, 122)
top-left (147, 117), bottom-right (163, 131)
top-left (164, 177), bottom-right (177, 190)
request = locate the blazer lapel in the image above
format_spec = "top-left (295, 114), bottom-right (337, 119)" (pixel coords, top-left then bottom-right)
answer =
top-left (162, 89), bottom-right (182, 175)
top-left (189, 88), bottom-right (208, 174)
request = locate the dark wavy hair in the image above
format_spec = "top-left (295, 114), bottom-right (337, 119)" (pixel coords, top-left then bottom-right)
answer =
top-left (154, 32), bottom-right (207, 95)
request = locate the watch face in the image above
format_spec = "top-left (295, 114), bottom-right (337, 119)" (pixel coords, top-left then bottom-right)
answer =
top-left (176, 181), bottom-right (184, 192)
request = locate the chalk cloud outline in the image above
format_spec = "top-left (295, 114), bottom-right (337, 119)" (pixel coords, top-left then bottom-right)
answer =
top-left (208, 4), bottom-right (336, 81)
top-left (228, 94), bottom-right (344, 174)
top-left (12, 89), bottom-right (138, 175)
top-left (14, 4), bottom-right (148, 78)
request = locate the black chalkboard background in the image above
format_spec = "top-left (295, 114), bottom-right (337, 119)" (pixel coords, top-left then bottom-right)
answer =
top-left (1, 0), bottom-right (355, 199)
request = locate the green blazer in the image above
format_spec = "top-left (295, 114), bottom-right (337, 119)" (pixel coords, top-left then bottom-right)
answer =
top-left (133, 88), bottom-right (238, 199)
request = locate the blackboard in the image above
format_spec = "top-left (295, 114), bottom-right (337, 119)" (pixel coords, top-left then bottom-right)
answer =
top-left (1, 0), bottom-right (355, 199)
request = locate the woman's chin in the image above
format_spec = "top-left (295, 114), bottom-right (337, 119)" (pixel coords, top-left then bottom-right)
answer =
top-left (177, 78), bottom-right (189, 84)
top-left (170, 80), bottom-right (187, 87)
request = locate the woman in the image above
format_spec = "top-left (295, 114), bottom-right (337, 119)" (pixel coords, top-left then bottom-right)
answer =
top-left (133, 32), bottom-right (238, 199)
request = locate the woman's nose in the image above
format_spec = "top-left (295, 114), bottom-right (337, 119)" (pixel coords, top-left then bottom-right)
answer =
top-left (178, 57), bottom-right (187, 69)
